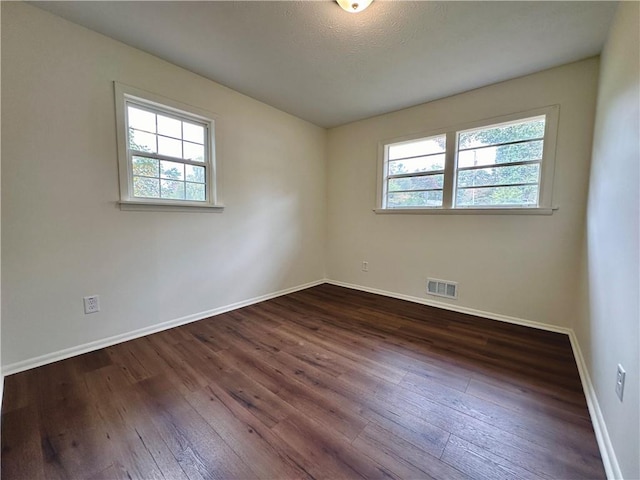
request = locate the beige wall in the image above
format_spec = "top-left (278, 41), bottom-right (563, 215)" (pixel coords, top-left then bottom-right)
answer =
top-left (326, 59), bottom-right (599, 328)
top-left (1, 3), bottom-right (326, 367)
top-left (1, 1), bottom-right (637, 476)
top-left (577, 2), bottom-right (640, 478)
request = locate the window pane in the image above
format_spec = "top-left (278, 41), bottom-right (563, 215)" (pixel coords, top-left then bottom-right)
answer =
top-left (458, 117), bottom-right (545, 150)
top-left (388, 174), bottom-right (444, 192)
top-left (133, 176), bottom-right (160, 198)
top-left (161, 180), bottom-right (185, 200)
top-left (186, 182), bottom-right (206, 201)
top-left (129, 129), bottom-right (157, 153)
top-left (132, 156), bottom-right (159, 178)
top-left (128, 106), bottom-right (156, 133)
top-left (456, 185), bottom-right (538, 207)
top-left (458, 140), bottom-right (544, 168)
top-left (183, 123), bottom-right (205, 144)
top-left (158, 136), bottom-right (183, 158)
top-left (388, 154), bottom-right (445, 175)
top-left (157, 115), bottom-right (182, 139)
top-left (183, 142), bottom-right (205, 162)
top-left (388, 135), bottom-right (446, 160)
top-left (160, 160), bottom-right (184, 180)
top-left (387, 190), bottom-right (443, 208)
top-left (185, 164), bottom-right (205, 183)
top-left (457, 164), bottom-right (540, 188)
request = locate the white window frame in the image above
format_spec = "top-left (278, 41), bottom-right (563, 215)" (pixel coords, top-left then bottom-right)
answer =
top-left (114, 82), bottom-right (223, 212)
top-left (376, 105), bottom-right (559, 215)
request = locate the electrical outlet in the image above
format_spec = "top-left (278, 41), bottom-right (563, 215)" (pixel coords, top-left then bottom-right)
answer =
top-left (83, 295), bottom-right (100, 314)
top-left (615, 364), bottom-right (626, 401)
top-left (362, 261), bottom-right (368, 272)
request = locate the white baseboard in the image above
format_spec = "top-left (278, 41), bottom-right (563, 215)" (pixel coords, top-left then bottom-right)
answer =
top-left (325, 279), bottom-right (572, 335)
top-left (327, 279), bottom-right (621, 480)
top-left (2, 279), bottom-right (325, 376)
top-left (568, 331), bottom-right (622, 480)
top-left (2, 278), bottom-right (621, 480)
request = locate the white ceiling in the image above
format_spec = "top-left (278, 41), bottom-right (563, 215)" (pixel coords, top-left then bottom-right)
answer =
top-left (31, 1), bottom-right (617, 128)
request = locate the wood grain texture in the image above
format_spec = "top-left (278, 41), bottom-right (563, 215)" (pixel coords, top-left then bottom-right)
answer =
top-left (2, 284), bottom-right (605, 479)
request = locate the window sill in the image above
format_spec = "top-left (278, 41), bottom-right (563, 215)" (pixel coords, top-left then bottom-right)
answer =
top-left (119, 201), bottom-right (225, 213)
top-left (373, 207), bottom-right (556, 215)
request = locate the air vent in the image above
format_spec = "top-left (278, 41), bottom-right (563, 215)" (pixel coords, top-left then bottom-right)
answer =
top-left (427, 278), bottom-right (458, 299)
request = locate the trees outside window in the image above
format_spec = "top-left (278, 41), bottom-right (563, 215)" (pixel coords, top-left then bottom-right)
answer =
top-left (379, 106), bottom-right (558, 212)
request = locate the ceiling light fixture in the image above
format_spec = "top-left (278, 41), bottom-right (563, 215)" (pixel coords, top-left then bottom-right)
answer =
top-left (336, 0), bottom-right (373, 13)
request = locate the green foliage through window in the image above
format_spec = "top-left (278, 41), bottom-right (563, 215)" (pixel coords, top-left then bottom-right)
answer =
top-left (127, 104), bottom-right (207, 202)
top-left (383, 114), bottom-right (549, 209)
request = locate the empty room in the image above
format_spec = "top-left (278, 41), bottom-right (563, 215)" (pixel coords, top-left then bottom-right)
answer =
top-left (1, 1), bottom-right (638, 479)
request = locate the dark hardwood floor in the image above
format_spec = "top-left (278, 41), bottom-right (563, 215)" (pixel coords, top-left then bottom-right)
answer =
top-left (1, 284), bottom-right (605, 479)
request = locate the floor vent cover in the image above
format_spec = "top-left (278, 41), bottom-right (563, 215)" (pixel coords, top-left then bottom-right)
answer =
top-left (427, 278), bottom-right (458, 299)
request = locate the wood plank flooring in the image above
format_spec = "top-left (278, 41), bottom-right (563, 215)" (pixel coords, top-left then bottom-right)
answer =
top-left (1, 284), bottom-right (605, 479)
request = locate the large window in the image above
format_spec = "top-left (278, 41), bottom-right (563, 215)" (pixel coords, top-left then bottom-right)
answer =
top-left (378, 106), bottom-right (558, 213)
top-left (115, 83), bottom-right (222, 211)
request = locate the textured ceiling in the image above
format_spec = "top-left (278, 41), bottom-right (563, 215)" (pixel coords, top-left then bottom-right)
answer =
top-left (31, 1), bottom-right (616, 128)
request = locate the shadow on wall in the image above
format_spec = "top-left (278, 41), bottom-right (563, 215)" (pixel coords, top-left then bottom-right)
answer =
top-left (211, 192), bottom-right (308, 306)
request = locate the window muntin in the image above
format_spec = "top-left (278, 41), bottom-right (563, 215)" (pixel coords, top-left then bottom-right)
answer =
top-left (126, 103), bottom-right (208, 202)
top-left (379, 107), bottom-right (557, 212)
top-left (384, 134), bottom-right (446, 208)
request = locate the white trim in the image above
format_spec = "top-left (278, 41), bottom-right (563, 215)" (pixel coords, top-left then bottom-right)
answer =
top-left (118, 201), bottom-right (224, 212)
top-left (373, 207), bottom-right (555, 215)
top-left (325, 279), bottom-right (570, 334)
top-left (2, 279), bottom-right (324, 376)
top-left (443, 129), bottom-right (457, 208)
top-left (568, 331), bottom-right (622, 480)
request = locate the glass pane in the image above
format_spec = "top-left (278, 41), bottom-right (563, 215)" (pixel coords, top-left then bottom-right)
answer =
top-left (183, 123), bottom-right (205, 144)
top-left (158, 136), bottom-right (183, 158)
top-left (458, 140), bottom-right (544, 168)
top-left (186, 182), bottom-right (206, 201)
top-left (388, 174), bottom-right (444, 192)
top-left (128, 106), bottom-right (156, 133)
top-left (388, 135), bottom-right (445, 160)
top-left (458, 117), bottom-right (545, 150)
top-left (133, 176), bottom-right (160, 198)
top-left (160, 160), bottom-right (184, 180)
top-left (456, 185), bottom-right (539, 207)
top-left (183, 141), bottom-right (205, 162)
top-left (457, 164), bottom-right (540, 188)
top-left (161, 179), bottom-right (185, 200)
top-left (387, 190), bottom-right (443, 208)
top-left (185, 164), bottom-right (205, 183)
top-left (132, 156), bottom-right (159, 178)
top-left (157, 115), bottom-right (182, 139)
top-left (129, 129), bottom-right (157, 153)
top-left (388, 154), bottom-right (445, 175)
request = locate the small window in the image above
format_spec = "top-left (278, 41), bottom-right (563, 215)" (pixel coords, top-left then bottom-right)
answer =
top-left (115, 83), bottom-right (222, 211)
top-left (385, 134), bottom-right (446, 208)
top-left (378, 106), bottom-right (558, 213)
